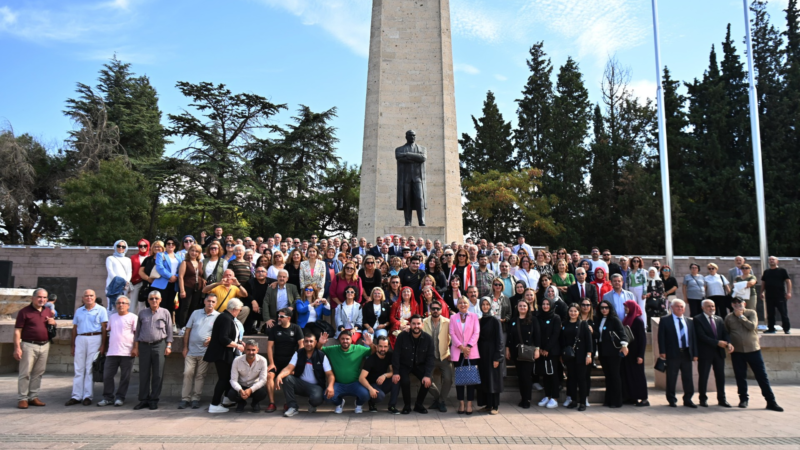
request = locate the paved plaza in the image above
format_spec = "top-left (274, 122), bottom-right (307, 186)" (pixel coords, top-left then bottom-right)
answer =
top-left (0, 375), bottom-right (797, 449)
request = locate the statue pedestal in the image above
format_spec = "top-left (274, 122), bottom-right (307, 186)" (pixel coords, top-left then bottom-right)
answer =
top-left (384, 226), bottom-right (446, 243)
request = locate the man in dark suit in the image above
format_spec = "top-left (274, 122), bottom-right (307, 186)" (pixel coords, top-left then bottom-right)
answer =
top-left (352, 237), bottom-right (368, 257)
top-left (368, 237), bottom-right (384, 259)
top-left (388, 236), bottom-right (403, 257)
top-left (567, 267), bottom-right (598, 306)
top-left (694, 299), bottom-right (733, 407)
top-left (658, 299), bottom-right (699, 407)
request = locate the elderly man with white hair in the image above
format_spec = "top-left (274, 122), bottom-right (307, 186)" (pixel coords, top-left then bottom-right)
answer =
top-left (206, 298), bottom-right (246, 413)
top-left (133, 290), bottom-right (173, 410)
top-left (262, 269), bottom-right (301, 329)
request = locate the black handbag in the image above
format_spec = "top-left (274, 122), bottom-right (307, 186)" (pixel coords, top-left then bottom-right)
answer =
top-left (654, 357), bottom-right (667, 373)
top-left (92, 354), bottom-right (106, 382)
top-left (515, 323), bottom-right (536, 362)
top-left (47, 324), bottom-right (57, 341)
top-left (562, 327), bottom-right (578, 360)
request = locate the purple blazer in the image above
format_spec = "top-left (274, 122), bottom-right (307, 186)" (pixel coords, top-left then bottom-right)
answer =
top-left (449, 312), bottom-right (481, 361)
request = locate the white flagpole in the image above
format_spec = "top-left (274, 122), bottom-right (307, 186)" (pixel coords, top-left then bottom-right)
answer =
top-left (742, 0), bottom-right (770, 273)
top-left (651, 0), bottom-right (674, 270)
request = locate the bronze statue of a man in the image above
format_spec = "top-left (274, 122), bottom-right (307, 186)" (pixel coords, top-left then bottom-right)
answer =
top-left (395, 130), bottom-right (427, 226)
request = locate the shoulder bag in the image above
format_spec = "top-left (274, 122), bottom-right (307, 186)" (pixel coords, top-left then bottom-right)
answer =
top-left (515, 322), bottom-right (536, 362)
top-left (454, 358), bottom-right (481, 386)
top-left (562, 326), bottom-right (578, 361)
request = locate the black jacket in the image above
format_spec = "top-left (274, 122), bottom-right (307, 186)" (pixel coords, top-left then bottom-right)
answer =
top-left (362, 301), bottom-right (392, 331)
top-left (693, 313), bottom-right (730, 360)
top-left (392, 330), bottom-right (436, 377)
top-left (560, 320), bottom-right (594, 358)
top-left (537, 313), bottom-right (562, 356)
top-left (567, 282), bottom-right (598, 307)
top-left (368, 246), bottom-right (382, 259)
top-left (203, 310), bottom-right (237, 364)
top-left (593, 315), bottom-right (626, 357)
top-left (657, 314), bottom-right (698, 360)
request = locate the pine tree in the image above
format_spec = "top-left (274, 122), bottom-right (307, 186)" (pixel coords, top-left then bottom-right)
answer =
top-left (515, 42), bottom-right (553, 169)
top-left (459, 90), bottom-right (515, 180)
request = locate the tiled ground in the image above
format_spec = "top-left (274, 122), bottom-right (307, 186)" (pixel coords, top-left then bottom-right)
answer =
top-left (0, 374), bottom-right (797, 449)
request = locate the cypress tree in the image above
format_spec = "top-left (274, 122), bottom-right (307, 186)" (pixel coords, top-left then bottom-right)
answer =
top-left (459, 90), bottom-right (515, 180)
top-left (515, 42), bottom-right (553, 169)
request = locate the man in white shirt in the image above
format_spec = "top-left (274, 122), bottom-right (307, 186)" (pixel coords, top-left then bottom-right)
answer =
top-left (466, 286), bottom-right (482, 315)
top-left (272, 234), bottom-right (282, 253)
top-left (487, 251), bottom-right (501, 275)
top-left (98, 296), bottom-right (137, 407)
top-left (511, 234), bottom-right (535, 260)
top-left (227, 340), bottom-right (268, 413)
top-left (589, 247), bottom-right (609, 274)
top-left (179, 295), bottom-right (220, 409)
top-left (277, 333), bottom-right (335, 417)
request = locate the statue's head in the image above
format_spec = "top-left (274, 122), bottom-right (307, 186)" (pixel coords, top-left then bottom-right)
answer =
top-left (406, 130), bottom-right (416, 144)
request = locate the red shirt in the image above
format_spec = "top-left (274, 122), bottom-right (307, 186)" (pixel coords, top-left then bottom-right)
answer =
top-left (15, 304), bottom-right (54, 342)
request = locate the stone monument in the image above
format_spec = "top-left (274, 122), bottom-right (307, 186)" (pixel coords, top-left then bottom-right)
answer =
top-left (357, 0), bottom-right (463, 243)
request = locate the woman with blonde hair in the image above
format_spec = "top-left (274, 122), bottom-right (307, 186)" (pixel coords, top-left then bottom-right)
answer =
top-left (267, 251), bottom-right (285, 280)
top-left (177, 244), bottom-right (204, 328)
top-left (330, 261), bottom-right (364, 311)
top-left (362, 287), bottom-right (391, 339)
top-left (201, 240), bottom-right (227, 286)
top-left (300, 246), bottom-right (326, 298)
top-left (389, 256), bottom-right (403, 276)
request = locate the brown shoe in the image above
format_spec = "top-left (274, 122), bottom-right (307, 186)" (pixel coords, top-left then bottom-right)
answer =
top-left (65, 398), bottom-right (81, 406)
top-left (82, 398), bottom-right (92, 406)
top-left (29, 398), bottom-right (46, 407)
top-left (18, 400), bottom-right (28, 409)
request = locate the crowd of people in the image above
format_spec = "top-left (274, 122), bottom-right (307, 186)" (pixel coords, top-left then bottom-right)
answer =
top-left (13, 228), bottom-right (792, 415)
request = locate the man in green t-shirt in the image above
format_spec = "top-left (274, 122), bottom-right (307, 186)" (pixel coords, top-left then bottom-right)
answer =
top-left (318, 331), bottom-right (374, 414)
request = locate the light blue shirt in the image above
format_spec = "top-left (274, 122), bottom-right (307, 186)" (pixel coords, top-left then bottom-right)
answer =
top-left (604, 289), bottom-right (634, 319)
top-left (512, 243), bottom-right (535, 259)
top-left (276, 285), bottom-right (289, 310)
top-left (672, 314), bottom-right (688, 348)
top-left (73, 304), bottom-right (109, 334)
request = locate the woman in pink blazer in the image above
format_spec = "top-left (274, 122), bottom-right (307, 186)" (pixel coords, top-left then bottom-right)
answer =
top-left (450, 297), bottom-right (481, 415)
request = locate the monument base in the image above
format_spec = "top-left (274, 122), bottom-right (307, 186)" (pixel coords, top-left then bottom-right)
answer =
top-left (384, 226), bottom-right (446, 243)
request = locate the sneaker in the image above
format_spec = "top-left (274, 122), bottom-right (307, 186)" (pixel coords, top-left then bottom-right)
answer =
top-left (438, 402), bottom-right (447, 413)
top-left (538, 397), bottom-right (550, 407)
top-left (265, 403), bottom-right (277, 413)
top-left (355, 404), bottom-right (363, 414)
top-left (563, 396), bottom-right (572, 407)
top-left (221, 396), bottom-right (236, 407)
top-left (208, 404), bottom-right (229, 414)
top-left (178, 327), bottom-right (186, 337)
top-left (284, 407), bottom-right (299, 417)
top-left (546, 398), bottom-right (558, 409)
top-left (335, 399), bottom-right (345, 414)
top-left (97, 400), bottom-right (111, 407)
top-left (388, 406), bottom-right (401, 415)
top-left (585, 401), bottom-right (591, 408)
top-left (308, 404), bottom-right (316, 413)
top-left (785, 330), bottom-right (792, 335)
top-left (191, 400), bottom-right (199, 409)
top-left (368, 401), bottom-right (377, 412)
top-left (177, 400), bottom-right (189, 409)
top-left (533, 383), bottom-right (544, 391)
top-left (764, 330), bottom-right (777, 334)
top-left (114, 399), bottom-right (124, 407)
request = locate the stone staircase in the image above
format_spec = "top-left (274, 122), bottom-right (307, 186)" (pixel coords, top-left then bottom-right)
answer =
top-left (503, 362), bottom-right (607, 404)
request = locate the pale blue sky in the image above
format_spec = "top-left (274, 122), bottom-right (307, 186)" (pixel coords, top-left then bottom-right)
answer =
top-left (0, 0), bottom-right (792, 165)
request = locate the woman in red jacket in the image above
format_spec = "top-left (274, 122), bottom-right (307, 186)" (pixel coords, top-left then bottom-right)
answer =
top-left (591, 267), bottom-right (612, 301)
top-left (389, 286), bottom-right (419, 348)
top-left (418, 285), bottom-right (450, 319)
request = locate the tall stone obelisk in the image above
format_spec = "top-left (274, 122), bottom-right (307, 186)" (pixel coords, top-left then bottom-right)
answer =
top-left (357, 0), bottom-right (463, 243)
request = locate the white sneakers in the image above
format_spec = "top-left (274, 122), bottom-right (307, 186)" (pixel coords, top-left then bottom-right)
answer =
top-left (563, 396), bottom-right (572, 407)
top-left (538, 397), bottom-right (550, 407)
top-left (96, 400), bottom-right (111, 407)
top-left (284, 407), bottom-right (299, 417)
top-left (114, 399), bottom-right (124, 407)
top-left (354, 405), bottom-right (363, 414)
top-left (221, 396), bottom-right (235, 407)
top-left (533, 383), bottom-right (544, 391)
top-left (208, 404), bottom-right (229, 414)
top-left (546, 398), bottom-right (558, 409)
top-left (334, 399), bottom-right (345, 414)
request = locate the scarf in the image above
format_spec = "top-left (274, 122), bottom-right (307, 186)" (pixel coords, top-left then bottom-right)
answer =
top-left (112, 240), bottom-right (128, 258)
top-left (137, 239), bottom-right (150, 258)
top-left (646, 266), bottom-right (661, 288)
top-left (623, 300), bottom-right (642, 327)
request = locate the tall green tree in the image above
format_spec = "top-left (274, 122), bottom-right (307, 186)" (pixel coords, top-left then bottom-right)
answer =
top-left (459, 90), bottom-right (515, 180)
top-left (515, 42), bottom-right (553, 169)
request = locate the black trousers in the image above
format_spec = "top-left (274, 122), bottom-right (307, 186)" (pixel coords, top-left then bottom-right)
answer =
top-left (731, 351), bottom-right (775, 402)
top-left (687, 298), bottom-right (703, 318)
top-left (697, 353), bottom-right (727, 402)
top-left (156, 284), bottom-right (176, 316)
top-left (599, 354), bottom-right (622, 407)
top-left (666, 350), bottom-right (694, 404)
top-left (565, 358), bottom-right (589, 404)
top-left (709, 295), bottom-right (729, 317)
top-left (536, 356), bottom-right (560, 399)
top-left (227, 385), bottom-right (268, 407)
top-left (766, 298), bottom-right (791, 332)
top-left (177, 287), bottom-right (200, 329)
top-left (211, 360), bottom-right (233, 406)
top-left (392, 365), bottom-right (430, 408)
top-left (516, 360), bottom-right (535, 405)
top-left (138, 340), bottom-right (166, 402)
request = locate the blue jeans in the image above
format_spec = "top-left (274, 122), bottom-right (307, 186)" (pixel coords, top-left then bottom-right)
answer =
top-left (731, 350), bottom-right (775, 402)
top-left (329, 382), bottom-right (370, 406)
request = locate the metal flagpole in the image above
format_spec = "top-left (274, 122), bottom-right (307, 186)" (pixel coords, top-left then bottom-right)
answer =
top-left (742, 0), bottom-right (770, 273)
top-left (651, 0), bottom-right (674, 270)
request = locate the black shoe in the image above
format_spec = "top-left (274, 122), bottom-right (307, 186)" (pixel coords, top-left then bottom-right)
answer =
top-left (719, 400), bottom-right (731, 408)
top-left (429, 401), bottom-right (440, 411)
top-left (699, 400), bottom-right (708, 407)
top-left (566, 403), bottom-right (578, 409)
top-left (413, 404), bottom-right (428, 414)
top-left (235, 403), bottom-right (245, 413)
top-left (684, 401), bottom-right (698, 408)
top-left (578, 404), bottom-right (586, 411)
top-left (636, 400), bottom-right (650, 407)
top-left (401, 406), bottom-right (411, 415)
top-left (149, 402), bottom-right (158, 410)
top-left (133, 401), bottom-right (149, 410)
top-left (785, 330), bottom-right (791, 334)
top-left (764, 330), bottom-right (777, 334)
top-left (608, 404), bottom-right (620, 408)
top-left (368, 401), bottom-right (377, 413)
top-left (668, 401), bottom-right (677, 408)
top-left (766, 402), bottom-right (784, 412)
top-left (521, 402), bottom-right (531, 409)
top-left (388, 406), bottom-right (401, 415)
top-left (739, 400), bottom-right (749, 408)
top-left (252, 403), bottom-right (261, 412)
top-left (438, 402), bottom-right (447, 413)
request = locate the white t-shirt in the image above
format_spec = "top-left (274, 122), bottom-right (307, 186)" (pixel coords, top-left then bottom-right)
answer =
top-left (107, 313), bottom-right (138, 357)
top-left (204, 258), bottom-right (228, 278)
top-left (289, 352), bottom-right (332, 384)
top-left (590, 260), bottom-right (609, 274)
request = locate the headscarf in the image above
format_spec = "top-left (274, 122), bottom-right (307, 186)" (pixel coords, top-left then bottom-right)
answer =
top-left (646, 266), bottom-right (661, 288)
top-left (538, 297), bottom-right (555, 321)
top-left (479, 297), bottom-right (493, 318)
top-left (594, 267), bottom-right (607, 283)
top-left (545, 285), bottom-right (560, 303)
top-left (112, 240), bottom-right (128, 258)
top-left (137, 239), bottom-right (150, 258)
top-left (623, 300), bottom-right (642, 327)
top-left (580, 259), bottom-right (595, 281)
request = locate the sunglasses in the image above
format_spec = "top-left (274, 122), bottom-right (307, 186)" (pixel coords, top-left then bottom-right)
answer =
top-left (602, 253), bottom-right (610, 256)
top-left (226, 244), bottom-right (234, 247)
top-left (116, 245), bottom-right (127, 249)
top-left (600, 306), bottom-right (610, 310)
top-left (581, 304), bottom-right (592, 307)
top-left (345, 290), bottom-right (356, 295)
top-left (165, 242), bottom-right (175, 246)
top-left (391, 281), bottom-right (400, 284)
top-left (138, 245), bottom-right (148, 249)
top-left (278, 315), bottom-right (289, 319)
top-left (305, 288), bottom-right (314, 292)
top-left (366, 261), bottom-right (374, 265)
top-left (430, 308), bottom-right (441, 311)
top-left (493, 283), bottom-right (503, 287)
top-left (184, 240), bottom-right (194, 244)
top-left (345, 268), bottom-right (355, 271)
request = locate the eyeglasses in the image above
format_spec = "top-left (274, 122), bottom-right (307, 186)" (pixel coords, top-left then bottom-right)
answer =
top-left (345, 290), bottom-right (356, 295)
top-left (278, 315), bottom-right (289, 319)
top-left (116, 245), bottom-right (127, 249)
top-left (184, 240), bottom-right (194, 244)
top-left (602, 253), bottom-right (610, 256)
top-left (116, 302), bottom-right (129, 305)
top-left (148, 297), bottom-right (159, 300)
top-left (226, 244), bottom-right (234, 247)
top-left (391, 281), bottom-right (400, 284)
top-left (138, 245), bottom-right (148, 249)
